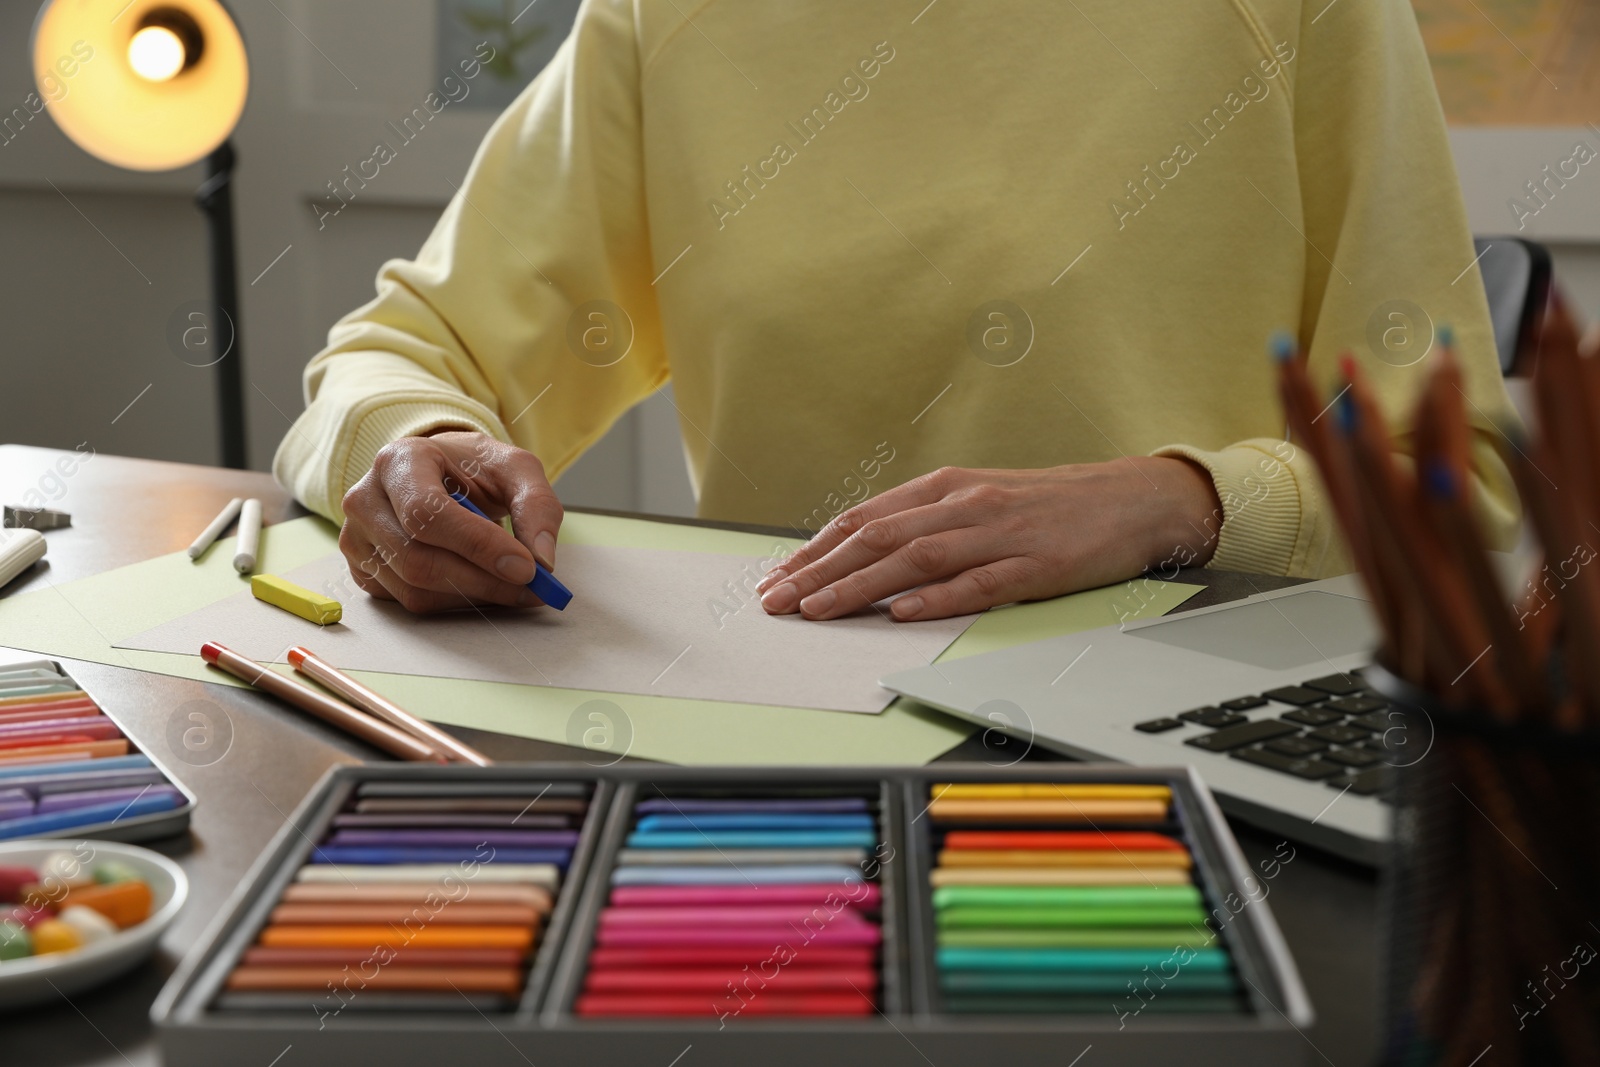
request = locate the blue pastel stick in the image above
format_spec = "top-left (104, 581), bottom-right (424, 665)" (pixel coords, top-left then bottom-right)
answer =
top-left (633, 798), bottom-right (870, 814)
top-left (309, 846), bottom-right (572, 866)
top-left (624, 831), bottom-right (878, 849)
top-left (0, 767), bottom-right (169, 796)
top-left (324, 830), bottom-right (581, 847)
top-left (635, 813), bottom-right (875, 832)
top-left (610, 864), bottom-right (867, 886)
top-left (0, 790), bottom-right (182, 840)
top-left (0, 754), bottom-right (152, 781)
top-left (449, 492), bottom-right (572, 610)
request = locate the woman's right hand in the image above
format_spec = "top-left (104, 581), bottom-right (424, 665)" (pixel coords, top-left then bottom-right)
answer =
top-left (338, 430), bottom-right (565, 613)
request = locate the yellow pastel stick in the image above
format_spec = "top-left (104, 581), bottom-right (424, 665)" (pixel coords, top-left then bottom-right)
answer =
top-left (937, 849), bottom-right (1192, 869)
top-left (930, 866), bottom-right (1192, 887)
top-left (251, 574), bottom-right (342, 626)
top-left (931, 784), bottom-right (1172, 801)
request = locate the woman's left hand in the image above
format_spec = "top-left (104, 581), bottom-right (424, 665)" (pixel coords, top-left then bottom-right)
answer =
top-left (757, 458), bottom-right (1221, 622)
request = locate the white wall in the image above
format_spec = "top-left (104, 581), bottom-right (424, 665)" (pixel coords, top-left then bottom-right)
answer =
top-left (1, 5), bottom-right (1594, 519)
top-left (0, 0), bottom-right (694, 515)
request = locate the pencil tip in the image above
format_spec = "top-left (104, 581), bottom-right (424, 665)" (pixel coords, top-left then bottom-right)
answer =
top-left (1438, 324), bottom-right (1455, 350)
top-left (1338, 352), bottom-right (1357, 381)
top-left (1423, 458), bottom-right (1457, 499)
top-left (1269, 332), bottom-right (1296, 363)
top-left (1335, 388), bottom-right (1358, 434)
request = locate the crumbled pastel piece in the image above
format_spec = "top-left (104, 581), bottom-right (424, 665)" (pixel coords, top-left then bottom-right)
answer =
top-left (0, 865), bottom-right (39, 903)
top-left (39, 851), bottom-right (93, 889)
top-left (59, 879), bottom-right (152, 929)
top-left (58, 904), bottom-right (117, 945)
top-left (0, 920), bottom-right (28, 960)
top-left (92, 860), bottom-right (142, 885)
top-left (30, 918), bottom-right (81, 955)
top-left (21, 882), bottom-right (70, 912)
top-left (0, 904), bottom-right (49, 929)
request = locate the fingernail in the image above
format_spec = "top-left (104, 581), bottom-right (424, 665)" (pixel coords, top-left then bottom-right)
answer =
top-left (892, 594), bottom-right (924, 619)
top-left (761, 581), bottom-right (801, 614)
top-left (534, 532), bottom-right (557, 570)
top-left (496, 555), bottom-right (535, 584)
top-left (756, 567), bottom-right (788, 593)
top-left (517, 588), bottom-right (543, 607)
top-left (800, 587), bottom-right (837, 618)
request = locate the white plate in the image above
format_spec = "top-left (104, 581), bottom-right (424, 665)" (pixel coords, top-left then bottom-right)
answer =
top-left (0, 839), bottom-right (188, 1010)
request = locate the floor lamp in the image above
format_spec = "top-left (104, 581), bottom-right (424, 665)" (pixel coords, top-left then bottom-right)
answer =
top-left (33, 0), bottom-right (251, 468)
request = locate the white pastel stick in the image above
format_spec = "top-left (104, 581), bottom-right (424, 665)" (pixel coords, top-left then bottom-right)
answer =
top-left (0, 529), bottom-right (47, 591)
top-left (233, 498), bottom-right (262, 574)
top-left (187, 496), bottom-right (244, 560)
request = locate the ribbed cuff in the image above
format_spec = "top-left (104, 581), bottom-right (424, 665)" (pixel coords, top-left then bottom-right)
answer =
top-left (1152, 442), bottom-right (1305, 576)
top-left (335, 396), bottom-right (508, 514)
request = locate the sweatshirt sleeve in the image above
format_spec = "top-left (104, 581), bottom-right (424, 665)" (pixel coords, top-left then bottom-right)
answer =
top-left (272, 0), bottom-right (668, 523)
top-left (1154, 0), bottom-right (1521, 578)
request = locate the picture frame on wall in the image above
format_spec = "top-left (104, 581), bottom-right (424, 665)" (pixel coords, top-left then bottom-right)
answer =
top-left (437, 0), bottom-right (583, 110)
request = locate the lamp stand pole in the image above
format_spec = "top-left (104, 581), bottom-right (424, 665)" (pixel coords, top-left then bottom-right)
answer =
top-left (196, 139), bottom-right (247, 469)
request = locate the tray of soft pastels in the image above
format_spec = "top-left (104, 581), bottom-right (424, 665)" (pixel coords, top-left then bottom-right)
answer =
top-left (153, 763), bottom-right (1312, 1066)
top-left (0, 839), bottom-right (188, 1009)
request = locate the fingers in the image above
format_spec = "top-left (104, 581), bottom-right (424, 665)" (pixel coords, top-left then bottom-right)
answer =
top-left (799, 530), bottom-right (999, 620)
top-left (376, 441), bottom-right (539, 586)
top-left (890, 558), bottom-right (1046, 621)
top-left (340, 508), bottom-right (537, 614)
top-left (758, 470), bottom-right (956, 592)
top-left (480, 449), bottom-right (564, 571)
top-left (759, 503), bottom-right (969, 616)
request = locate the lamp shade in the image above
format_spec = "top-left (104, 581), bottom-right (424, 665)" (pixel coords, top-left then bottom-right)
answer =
top-left (33, 0), bottom-right (248, 171)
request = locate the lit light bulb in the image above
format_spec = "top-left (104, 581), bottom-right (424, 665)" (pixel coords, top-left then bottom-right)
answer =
top-left (128, 25), bottom-right (187, 82)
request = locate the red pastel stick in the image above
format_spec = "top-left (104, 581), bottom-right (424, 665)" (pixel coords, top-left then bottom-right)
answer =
top-left (588, 947), bottom-right (877, 970)
top-left (608, 884), bottom-right (881, 908)
top-left (595, 925), bottom-right (882, 948)
top-left (942, 831), bottom-right (1186, 852)
top-left (0, 717), bottom-right (122, 741)
top-left (0, 731), bottom-right (100, 751)
top-left (575, 992), bottom-right (876, 1017)
top-left (584, 967), bottom-right (879, 993)
top-left (598, 906), bottom-right (874, 928)
top-left (0, 700), bottom-right (100, 722)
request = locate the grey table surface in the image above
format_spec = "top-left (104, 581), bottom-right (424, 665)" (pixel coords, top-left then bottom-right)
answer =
top-left (0, 443), bottom-right (1379, 1066)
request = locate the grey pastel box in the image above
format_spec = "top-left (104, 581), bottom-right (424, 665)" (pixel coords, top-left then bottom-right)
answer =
top-left (153, 763), bottom-right (1311, 1067)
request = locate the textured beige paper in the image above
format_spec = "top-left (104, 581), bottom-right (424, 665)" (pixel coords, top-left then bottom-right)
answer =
top-left (115, 545), bottom-right (977, 714)
top-left (0, 514), bottom-right (1199, 764)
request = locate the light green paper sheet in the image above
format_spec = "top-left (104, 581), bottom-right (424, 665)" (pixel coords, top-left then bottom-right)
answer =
top-left (0, 514), bottom-right (1197, 765)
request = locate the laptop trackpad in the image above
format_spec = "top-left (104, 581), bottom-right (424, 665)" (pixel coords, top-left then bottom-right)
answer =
top-left (1126, 591), bottom-right (1377, 671)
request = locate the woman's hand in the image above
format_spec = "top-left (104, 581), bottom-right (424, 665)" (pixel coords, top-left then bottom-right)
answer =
top-left (757, 459), bottom-right (1221, 622)
top-left (339, 430), bottom-right (564, 613)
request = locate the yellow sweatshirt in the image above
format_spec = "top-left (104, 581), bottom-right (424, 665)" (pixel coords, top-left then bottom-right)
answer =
top-left (274, 0), bottom-right (1521, 577)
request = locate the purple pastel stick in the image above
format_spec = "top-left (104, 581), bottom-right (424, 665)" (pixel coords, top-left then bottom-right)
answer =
top-left (35, 784), bottom-right (183, 815)
top-left (322, 829), bottom-right (581, 848)
top-left (633, 798), bottom-right (871, 814)
top-left (331, 813), bottom-right (576, 829)
top-left (0, 789), bottom-right (32, 820)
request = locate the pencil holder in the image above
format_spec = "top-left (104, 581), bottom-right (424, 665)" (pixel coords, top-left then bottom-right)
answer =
top-left (1368, 665), bottom-right (1600, 1066)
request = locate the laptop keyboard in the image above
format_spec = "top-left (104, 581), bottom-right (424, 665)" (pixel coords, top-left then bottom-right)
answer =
top-left (1133, 670), bottom-right (1393, 799)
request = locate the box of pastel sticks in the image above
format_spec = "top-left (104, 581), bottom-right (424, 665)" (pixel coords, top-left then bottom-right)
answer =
top-left (0, 658), bottom-right (194, 843)
top-left (153, 764), bottom-right (1311, 1067)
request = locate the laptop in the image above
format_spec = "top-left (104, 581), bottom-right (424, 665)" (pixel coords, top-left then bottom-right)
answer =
top-left (880, 574), bottom-right (1414, 865)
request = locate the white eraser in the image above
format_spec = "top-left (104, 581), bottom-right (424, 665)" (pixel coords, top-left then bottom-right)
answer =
top-left (0, 529), bottom-right (47, 590)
